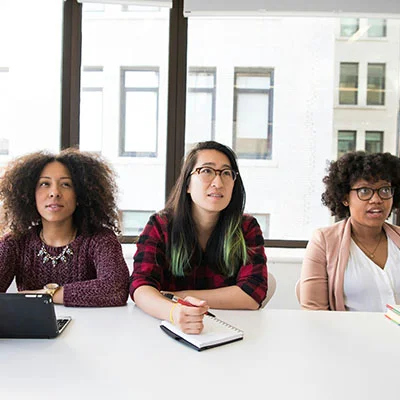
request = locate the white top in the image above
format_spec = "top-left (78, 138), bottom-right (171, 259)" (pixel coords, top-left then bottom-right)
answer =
top-left (344, 236), bottom-right (400, 312)
top-left (1, 306), bottom-right (400, 400)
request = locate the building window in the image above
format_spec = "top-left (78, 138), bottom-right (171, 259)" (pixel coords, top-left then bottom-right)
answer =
top-left (339, 63), bottom-right (358, 105)
top-left (233, 68), bottom-right (274, 160)
top-left (368, 19), bottom-right (387, 38)
top-left (120, 68), bottom-right (159, 157)
top-left (251, 213), bottom-right (270, 239)
top-left (120, 210), bottom-right (154, 236)
top-left (365, 131), bottom-right (383, 153)
top-left (340, 18), bottom-right (359, 37)
top-left (0, 68), bottom-right (10, 155)
top-left (338, 130), bottom-right (356, 158)
top-left (80, 67), bottom-right (104, 153)
top-left (185, 67), bottom-right (216, 153)
top-left (367, 63), bottom-right (385, 106)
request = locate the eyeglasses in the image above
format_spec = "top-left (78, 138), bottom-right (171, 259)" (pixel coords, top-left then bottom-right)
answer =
top-left (349, 186), bottom-right (395, 201)
top-left (191, 167), bottom-right (238, 183)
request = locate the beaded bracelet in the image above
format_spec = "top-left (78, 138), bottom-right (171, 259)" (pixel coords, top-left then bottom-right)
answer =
top-left (169, 303), bottom-right (179, 324)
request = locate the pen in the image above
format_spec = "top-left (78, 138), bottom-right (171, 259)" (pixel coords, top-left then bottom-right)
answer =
top-left (162, 292), bottom-right (216, 318)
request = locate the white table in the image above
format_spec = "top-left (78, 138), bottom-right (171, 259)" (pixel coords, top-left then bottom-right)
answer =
top-left (1, 305), bottom-right (399, 400)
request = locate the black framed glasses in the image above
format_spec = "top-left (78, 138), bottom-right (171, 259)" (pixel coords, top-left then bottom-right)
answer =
top-left (350, 186), bottom-right (395, 201)
top-left (191, 167), bottom-right (238, 183)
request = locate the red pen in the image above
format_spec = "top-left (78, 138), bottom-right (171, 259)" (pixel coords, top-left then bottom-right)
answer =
top-left (162, 293), bottom-right (215, 317)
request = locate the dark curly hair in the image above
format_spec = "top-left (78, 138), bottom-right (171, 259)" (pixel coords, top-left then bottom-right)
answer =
top-left (322, 151), bottom-right (400, 219)
top-left (0, 148), bottom-right (121, 237)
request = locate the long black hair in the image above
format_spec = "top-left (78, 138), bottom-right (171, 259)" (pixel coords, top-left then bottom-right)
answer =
top-left (164, 141), bottom-right (247, 277)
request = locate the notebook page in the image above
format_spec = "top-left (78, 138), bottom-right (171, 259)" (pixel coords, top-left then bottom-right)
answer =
top-left (161, 314), bottom-right (244, 349)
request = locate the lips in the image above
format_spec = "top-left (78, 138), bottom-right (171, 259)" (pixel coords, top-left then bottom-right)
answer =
top-left (45, 204), bottom-right (63, 210)
top-left (367, 208), bottom-right (383, 214)
top-left (208, 193), bottom-right (223, 198)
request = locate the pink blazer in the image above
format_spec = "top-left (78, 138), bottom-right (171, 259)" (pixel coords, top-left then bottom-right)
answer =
top-left (300, 218), bottom-right (400, 311)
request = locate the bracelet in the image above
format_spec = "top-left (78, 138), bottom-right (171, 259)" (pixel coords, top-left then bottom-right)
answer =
top-left (169, 303), bottom-right (179, 324)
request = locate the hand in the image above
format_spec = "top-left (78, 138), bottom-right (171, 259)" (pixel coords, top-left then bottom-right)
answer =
top-left (171, 296), bottom-right (209, 334)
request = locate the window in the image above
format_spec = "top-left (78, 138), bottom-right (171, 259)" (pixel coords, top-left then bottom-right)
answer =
top-left (120, 68), bottom-right (159, 157)
top-left (80, 67), bottom-right (104, 153)
top-left (233, 68), bottom-right (274, 160)
top-left (339, 63), bottom-right (358, 105)
top-left (340, 18), bottom-right (359, 37)
top-left (185, 67), bottom-right (216, 153)
top-left (0, 0), bottom-right (63, 158)
top-left (367, 63), bottom-right (385, 106)
top-left (121, 210), bottom-right (155, 236)
top-left (337, 131), bottom-right (356, 158)
top-left (368, 19), bottom-right (387, 38)
top-left (0, 68), bottom-right (10, 155)
top-left (81, 3), bottom-right (170, 225)
top-left (365, 131), bottom-right (384, 153)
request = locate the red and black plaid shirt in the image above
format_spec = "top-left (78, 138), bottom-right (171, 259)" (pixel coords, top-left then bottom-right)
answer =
top-left (130, 213), bottom-right (268, 306)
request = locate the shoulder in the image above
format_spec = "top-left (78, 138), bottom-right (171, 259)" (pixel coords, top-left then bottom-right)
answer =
top-left (383, 222), bottom-right (400, 246)
top-left (312, 218), bottom-right (348, 241)
top-left (81, 227), bottom-right (120, 246)
top-left (241, 214), bottom-right (260, 230)
top-left (137, 212), bottom-right (170, 244)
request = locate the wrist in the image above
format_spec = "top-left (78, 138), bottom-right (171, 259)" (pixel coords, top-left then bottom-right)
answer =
top-left (169, 302), bottom-right (179, 325)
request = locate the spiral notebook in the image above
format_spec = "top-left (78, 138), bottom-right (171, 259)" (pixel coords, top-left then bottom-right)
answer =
top-left (160, 314), bottom-right (244, 351)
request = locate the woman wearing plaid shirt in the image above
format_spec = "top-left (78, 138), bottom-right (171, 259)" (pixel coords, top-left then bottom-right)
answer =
top-left (130, 141), bottom-right (268, 334)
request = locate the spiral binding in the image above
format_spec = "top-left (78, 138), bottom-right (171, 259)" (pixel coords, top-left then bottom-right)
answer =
top-left (206, 314), bottom-right (243, 334)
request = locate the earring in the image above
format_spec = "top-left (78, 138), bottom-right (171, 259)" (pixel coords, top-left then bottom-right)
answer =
top-left (343, 201), bottom-right (349, 206)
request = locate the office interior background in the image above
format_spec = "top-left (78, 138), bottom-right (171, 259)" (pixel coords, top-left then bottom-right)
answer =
top-left (1, 0), bottom-right (400, 307)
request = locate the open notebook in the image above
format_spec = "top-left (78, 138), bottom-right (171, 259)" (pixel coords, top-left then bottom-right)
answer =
top-left (160, 314), bottom-right (244, 351)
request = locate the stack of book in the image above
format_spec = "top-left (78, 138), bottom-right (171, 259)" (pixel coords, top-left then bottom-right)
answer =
top-left (385, 304), bottom-right (400, 326)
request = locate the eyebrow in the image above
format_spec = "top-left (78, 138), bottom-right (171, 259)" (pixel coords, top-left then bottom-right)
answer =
top-left (199, 162), bottom-right (232, 169)
top-left (39, 176), bottom-right (73, 180)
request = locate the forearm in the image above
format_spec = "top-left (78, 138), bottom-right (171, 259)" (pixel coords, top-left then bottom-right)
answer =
top-left (134, 285), bottom-right (178, 320)
top-left (174, 285), bottom-right (259, 310)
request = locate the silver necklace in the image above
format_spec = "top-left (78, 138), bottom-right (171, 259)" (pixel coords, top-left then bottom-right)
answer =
top-left (37, 230), bottom-right (76, 266)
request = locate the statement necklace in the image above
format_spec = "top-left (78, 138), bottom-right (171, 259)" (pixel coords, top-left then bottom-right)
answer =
top-left (37, 229), bottom-right (76, 266)
top-left (352, 232), bottom-right (384, 260)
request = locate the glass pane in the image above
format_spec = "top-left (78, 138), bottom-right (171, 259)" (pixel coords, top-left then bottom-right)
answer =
top-left (365, 131), bottom-right (383, 153)
top-left (340, 18), bottom-right (359, 37)
top-left (0, 0), bottom-right (63, 165)
top-left (368, 19), bottom-right (387, 38)
top-left (339, 63), bottom-right (358, 105)
top-left (80, 3), bottom-right (170, 219)
top-left (125, 91), bottom-right (158, 154)
top-left (186, 92), bottom-right (213, 145)
top-left (367, 63), bottom-right (385, 105)
top-left (188, 71), bottom-right (215, 88)
top-left (338, 131), bottom-right (356, 158)
top-left (121, 210), bottom-right (155, 235)
top-left (236, 93), bottom-right (269, 139)
top-left (185, 16), bottom-right (400, 240)
top-left (236, 75), bottom-right (271, 89)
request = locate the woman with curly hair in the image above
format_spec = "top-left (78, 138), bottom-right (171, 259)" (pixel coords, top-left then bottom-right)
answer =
top-left (130, 141), bottom-right (268, 334)
top-left (0, 148), bottom-right (129, 307)
top-left (300, 151), bottom-right (400, 311)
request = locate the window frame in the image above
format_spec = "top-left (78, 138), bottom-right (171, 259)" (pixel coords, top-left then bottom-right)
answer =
top-left (119, 66), bottom-right (160, 158)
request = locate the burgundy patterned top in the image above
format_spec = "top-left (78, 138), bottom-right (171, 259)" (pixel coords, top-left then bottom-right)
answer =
top-left (0, 227), bottom-right (129, 307)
